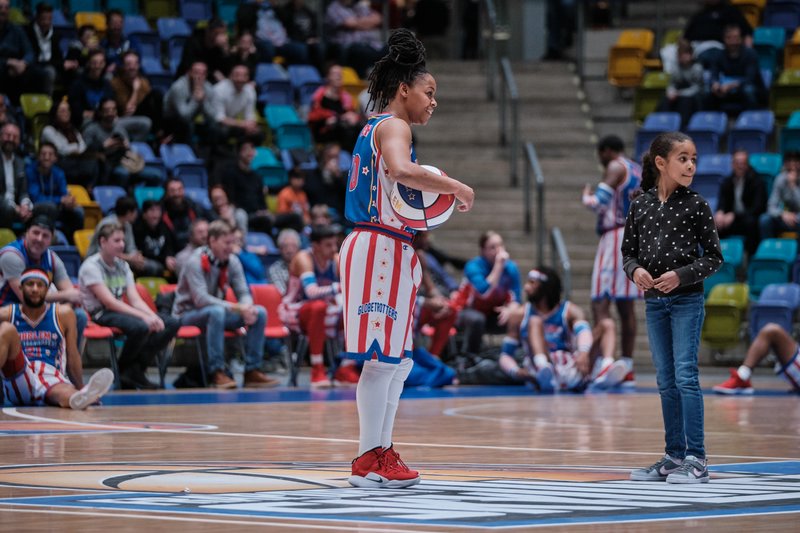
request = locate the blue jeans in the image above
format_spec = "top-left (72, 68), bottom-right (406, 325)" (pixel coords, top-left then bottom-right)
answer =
top-left (74, 307), bottom-right (87, 350)
top-left (179, 304), bottom-right (267, 374)
top-left (645, 292), bottom-right (706, 459)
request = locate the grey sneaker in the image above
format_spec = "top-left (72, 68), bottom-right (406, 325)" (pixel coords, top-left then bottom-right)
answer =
top-left (69, 368), bottom-right (114, 410)
top-left (630, 454), bottom-right (683, 481)
top-left (666, 455), bottom-right (709, 484)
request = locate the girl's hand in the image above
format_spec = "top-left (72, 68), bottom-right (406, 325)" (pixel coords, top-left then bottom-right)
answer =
top-left (653, 271), bottom-right (680, 293)
top-left (633, 267), bottom-right (655, 291)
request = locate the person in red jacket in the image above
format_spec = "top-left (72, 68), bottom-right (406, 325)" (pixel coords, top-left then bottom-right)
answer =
top-left (307, 63), bottom-right (364, 151)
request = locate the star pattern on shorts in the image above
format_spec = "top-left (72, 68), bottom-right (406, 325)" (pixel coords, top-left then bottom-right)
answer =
top-left (380, 259), bottom-right (388, 268)
top-left (376, 288), bottom-right (384, 298)
top-left (362, 166), bottom-right (369, 175)
top-left (372, 319), bottom-right (382, 330)
top-left (407, 192), bottom-right (416, 200)
top-left (378, 273), bottom-right (386, 282)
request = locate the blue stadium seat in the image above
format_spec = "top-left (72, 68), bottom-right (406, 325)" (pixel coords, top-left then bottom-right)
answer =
top-left (131, 141), bottom-right (167, 181)
top-left (93, 186), bottom-right (128, 214)
top-left (50, 245), bottom-right (81, 283)
top-left (691, 174), bottom-right (721, 210)
top-left (167, 37), bottom-right (187, 74)
top-left (781, 111), bottom-right (800, 153)
top-left (179, 0), bottom-right (212, 25)
top-left (252, 147), bottom-right (288, 190)
top-left (52, 9), bottom-right (71, 31)
top-left (255, 63), bottom-right (293, 106)
top-left (749, 282), bottom-right (800, 338)
top-left (184, 186), bottom-right (211, 211)
top-left (687, 111), bottom-right (727, 156)
top-left (140, 56), bottom-right (168, 76)
top-left (174, 164), bottom-right (209, 190)
top-left (280, 148), bottom-right (318, 171)
top-left (763, 1), bottom-right (800, 38)
top-left (245, 232), bottom-right (278, 255)
top-left (634, 112), bottom-right (682, 160)
top-left (747, 238), bottom-right (798, 298)
top-left (131, 33), bottom-right (161, 62)
top-left (695, 153), bottom-right (732, 181)
top-left (159, 143), bottom-right (202, 171)
top-left (157, 18), bottom-right (192, 42)
top-left (287, 64), bottom-right (323, 106)
top-left (729, 110), bottom-right (775, 154)
top-left (122, 14), bottom-right (150, 35)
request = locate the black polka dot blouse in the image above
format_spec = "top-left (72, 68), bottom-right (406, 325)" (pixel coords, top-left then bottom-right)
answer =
top-left (621, 186), bottom-right (723, 298)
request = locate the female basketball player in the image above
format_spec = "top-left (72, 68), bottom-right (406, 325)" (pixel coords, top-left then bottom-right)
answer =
top-left (339, 29), bottom-right (474, 488)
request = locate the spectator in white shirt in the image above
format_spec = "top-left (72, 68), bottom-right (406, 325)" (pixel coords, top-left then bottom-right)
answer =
top-left (213, 63), bottom-right (261, 141)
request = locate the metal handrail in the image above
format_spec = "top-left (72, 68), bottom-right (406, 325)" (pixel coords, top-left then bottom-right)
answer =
top-left (550, 227), bottom-right (572, 301)
top-left (499, 57), bottom-right (519, 187)
top-left (482, 0), bottom-right (498, 101)
top-left (524, 142), bottom-right (545, 264)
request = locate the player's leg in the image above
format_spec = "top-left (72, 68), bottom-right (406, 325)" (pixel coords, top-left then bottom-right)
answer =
top-left (299, 300), bottom-right (332, 388)
top-left (615, 299), bottom-right (637, 388)
top-left (526, 315), bottom-right (556, 392)
top-left (590, 318), bottom-right (628, 388)
top-left (0, 323), bottom-right (34, 406)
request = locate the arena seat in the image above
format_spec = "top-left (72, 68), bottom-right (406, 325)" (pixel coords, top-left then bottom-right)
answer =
top-left (130, 141), bottom-right (167, 180)
top-left (730, 0), bottom-right (765, 28)
top-left (687, 111), bottom-right (728, 156)
top-left (749, 152), bottom-right (783, 193)
top-left (288, 64), bottom-right (324, 106)
top-left (632, 71), bottom-right (669, 123)
top-left (136, 277), bottom-right (168, 300)
top-left (634, 112), bottom-right (681, 161)
top-left (73, 229), bottom-right (95, 258)
top-left (252, 147), bottom-right (288, 189)
top-left (763, 1), bottom-right (800, 38)
top-left (607, 29), bottom-right (657, 88)
top-left (174, 164), bottom-right (209, 190)
top-left (133, 186), bottom-right (165, 208)
top-left (183, 186), bottom-right (211, 211)
top-left (67, 184), bottom-right (102, 229)
top-left (784, 28), bottom-right (800, 69)
top-left (770, 69), bottom-right (800, 122)
top-left (749, 282), bottom-right (800, 338)
top-left (0, 228), bottom-right (16, 248)
top-left (50, 245), bottom-right (81, 283)
top-left (156, 17), bottom-right (192, 43)
top-left (157, 283), bottom-right (206, 386)
top-left (159, 143), bottom-right (203, 171)
top-left (705, 237), bottom-right (746, 296)
top-left (702, 283), bottom-right (750, 349)
top-left (781, 110), bottom-right (800, 153)
top-left (340, 66), bottom-right (366, 100)
top-left (74, 12), bottom-right (106, 35)
top-left (92, 185), bottom-right (128, 215)
top-left (255, 63), bottom-right (293, 106)
top-left (178, 0), bottom-right (212, 25)
top-left (122, 14), bottom-right (150, 34)
top-left (728, 110), bottom-right (775, 154)
top-left (747, 238), bottom-right (798, 298)
top-left (753, 26), bottom-right (786, 74)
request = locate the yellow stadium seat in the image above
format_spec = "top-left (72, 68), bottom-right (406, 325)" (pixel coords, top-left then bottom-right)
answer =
top-left (341, 66), bottom-right (367, 101)
top-left (67, 185), bottom-right (103, 229)
top-left (0, 228), bottom-right (17, 248)
top-left (73, 229), bottom-right (95, 258)
top-left (19, 93), bottom-right (52, 120)
top-left (136, 277), bottom-right (169, 300)
top-left (608, 47), bottom-right (647, 88)
top-left (702, 283), bottom-right (750, 349)
top-left (784, 29), bottom-right (800, 70)
top-left (74, 12), bottom-right (107, 35)
top-left (633, 71), bottom-right (670, 122)
top-left (770, 69), bottom-right (800, 122)
top-left (731, 0), bottom-right (765, 28)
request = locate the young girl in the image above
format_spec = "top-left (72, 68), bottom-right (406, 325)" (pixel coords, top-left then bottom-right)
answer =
top-left (621, 131), bottom-right (722, 484)
top-left (339, 29), bottom-right (474, 488)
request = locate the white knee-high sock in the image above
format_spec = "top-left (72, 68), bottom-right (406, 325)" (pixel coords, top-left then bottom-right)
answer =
top-left (356, 360), bottom-right (398, 455)
top-left (380, 358), bottom-right (414, 449)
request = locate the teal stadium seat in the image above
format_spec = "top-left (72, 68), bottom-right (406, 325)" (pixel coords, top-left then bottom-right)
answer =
top-left (747, 238), bottom-right (798, 298)
top-left (705, 237), bottom-right (745, 296)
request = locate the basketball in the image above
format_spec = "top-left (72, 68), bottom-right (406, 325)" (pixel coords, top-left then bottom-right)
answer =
top-left (389, 165), bottom-right (456, 231)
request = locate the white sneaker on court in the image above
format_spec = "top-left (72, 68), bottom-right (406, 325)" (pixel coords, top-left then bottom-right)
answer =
top-left (69, 368), bottom-right (114, 410)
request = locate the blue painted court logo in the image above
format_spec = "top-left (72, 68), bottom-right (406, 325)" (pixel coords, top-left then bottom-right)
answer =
top-left (1, 461), bottom-right (800, 527)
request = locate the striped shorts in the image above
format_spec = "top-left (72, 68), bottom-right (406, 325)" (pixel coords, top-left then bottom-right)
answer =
top-left (776, 345), bottom-right (800, 391)
top-left (339, 227), bottom-right (422, 363)
top-left (2, 352), bottom-right (68, 406)
top-left (591, 227), bottom-right (641, 301)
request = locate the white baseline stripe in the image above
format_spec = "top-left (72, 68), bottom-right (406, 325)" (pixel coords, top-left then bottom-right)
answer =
top-left (3, 407), bottom-right (799, 461)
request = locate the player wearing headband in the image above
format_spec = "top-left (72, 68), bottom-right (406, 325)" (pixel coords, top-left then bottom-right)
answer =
top-left (0, 267), bottom-right (113, 409)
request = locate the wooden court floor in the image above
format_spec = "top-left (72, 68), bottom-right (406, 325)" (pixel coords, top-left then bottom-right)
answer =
top-left (1, 373), bottom-right (799, 532)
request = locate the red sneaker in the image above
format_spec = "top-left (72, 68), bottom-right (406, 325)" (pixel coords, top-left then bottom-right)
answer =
top-left (333, 364), bottom-right (361, 387)
top-left (383, 444), bottom-right (420, 480)
top-left (310, 365), bottom-right (332, 389)
top-left (713, 369), bottom-right (754, 395)
top-left (620, 370), bottom-right (636, 389)
top-left (348, 446), bottom-right (420, 488)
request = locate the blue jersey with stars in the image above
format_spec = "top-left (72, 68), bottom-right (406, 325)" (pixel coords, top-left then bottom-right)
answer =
top-left (520, 301), bottom-right (573, 354)
top-left (345, 113), bottom-right (418, 232)
top-left (597, 156), bottom-right (642, 235)
top-left (10, 303), bottom-right (66, 372)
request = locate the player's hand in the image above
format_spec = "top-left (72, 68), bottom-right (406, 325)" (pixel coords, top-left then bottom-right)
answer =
top-left (632, 267), bottom-right (654, 291)
top-left (455, 183), bottom-right (474, 212)
top-left (653, 271), bottom-right (680, 294)
top-left (575, 352), bottom-right (590, 376)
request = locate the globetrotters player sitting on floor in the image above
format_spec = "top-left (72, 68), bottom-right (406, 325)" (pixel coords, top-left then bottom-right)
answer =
top-left (498, 266), bottom-right (628, 392)
top-left (0, 268), bottom-right (113, 409)
top-left (280, 224), bottom-right (359, 388)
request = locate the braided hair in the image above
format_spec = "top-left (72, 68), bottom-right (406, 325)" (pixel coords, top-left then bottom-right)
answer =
top-left (366, 28), bottom-right (428, 113)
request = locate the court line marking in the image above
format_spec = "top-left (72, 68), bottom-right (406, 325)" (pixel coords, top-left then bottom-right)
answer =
top-left (0, 507), bottom-right (444, 532)
top-left (4, 407), bottom-right (799, 461)
top-left (441, 404), bottom-right (800, 440)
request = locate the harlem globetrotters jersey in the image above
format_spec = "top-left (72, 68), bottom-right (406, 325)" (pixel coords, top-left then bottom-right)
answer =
top-left (10, 303), bottom-right (66, 372)
top-left (596, 156), bottom-right (642, 235)
top-left (345, 113), bottom-right (418, 232)
top-left (520, 301), bottom-right (574, 354)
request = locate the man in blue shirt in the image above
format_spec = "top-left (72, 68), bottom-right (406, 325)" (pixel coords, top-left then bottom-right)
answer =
top-left (26, 142), bottom-right (83, 242)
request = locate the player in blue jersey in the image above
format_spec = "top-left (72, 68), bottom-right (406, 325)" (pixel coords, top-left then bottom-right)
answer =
top-left (0, 268), bottom-right (113, 409)
top-left (498, 266), bottom-right (622, 392)
top-left (581, 135), bottom-right (642, 387)
top-left (339, 29), bottom-right (474, 489)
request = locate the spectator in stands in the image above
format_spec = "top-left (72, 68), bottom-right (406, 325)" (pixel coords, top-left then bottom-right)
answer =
top-left (277, 167), bottom-right (311, 227)
top-left (0, 214), bottom-right (87, 342)
top-left (325, 0), bottom-right (388, 78)
top-left (415, 243), bottom-right (459, 359)
top-left (277, 0), bottom-right (324, 71)
top-left (0, 0), bottom-right (35, 103)
top-left (0, 269), bottom-right (113, 410)
top-left (280, 224), bottom-right (357, 388)
top-left (175, 218), bottom-right (208, 276)
top-left (213, 63), bottom-right (261, 142)
top-left (110, 51), bottom-right (162, 135)
top-left (218, 139), bottom-right (273, 235)
top-left (228, 31), bottom-right (260, 80)
top-left (25, 142), bottom-right (84, 240)
top-left (497, 266), bottom-right (625, 392)
top-left (682, 0), bottom-right (752, 66)
top-left (68, 49), bottom-right (115, 128)
top-left (268, 227), bottom-right (300, 294)
top-left (83, 98), bottom-right (153, 187)
top-left (210, 183), bottom-right (249, 233)
top-left (87, 196), bottom-right (159, 277)
top-left (172, 219), bottom-right (278, 389)
top-left (705, 24), bottom-right (764, 114)
top-left (308, 64), bottom-right (364, 151)
top-left (101, 9), bottom-right (133, 72)
top-left (455, 231), bottom-right (521, 354)
top-left (162, 177), bottom-right (213, 251)
top-left (64, 24), bottom-right (96, 73)
top-left (657, 40), bottom-right (703, 131)
top-left (0, 122), bottom-right (32, 228)
top-left (79, 222), bottom-right (180, 390)
top-left (714, 149), bottom-right (766, 256)
top-left (24, 2), bottom-right (64, 97)
top-left (177, 19), bottom-right (230, 82)
top-left (163, 61), bottom-right (221, 145)
top-left (759, 151), bottom-right (800, 241)
top-left (0, 93), bottom-right (17, 129)
top-left (232, 226), bottom-right (267, 285)
top-left (712, 322), bottom-right (800, 394)
top-left (251, 0), bottom-right (309, 65)
top-left (306, 142), bottom-right (347, 218)
top-left (414, 230), bottom-right (460, 297)
top-left (41, 98), bottom-right (100, 190)
top-left (133, 200), bottom-right (178, 279)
